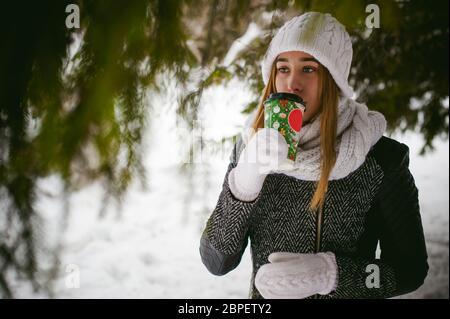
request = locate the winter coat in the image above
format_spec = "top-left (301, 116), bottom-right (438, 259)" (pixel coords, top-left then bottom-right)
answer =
top-left (199, 135), bottom-right (429, 299)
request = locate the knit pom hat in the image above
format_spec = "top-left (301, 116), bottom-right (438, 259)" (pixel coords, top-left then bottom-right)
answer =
top-left (261, 12), bottom-right (354, 98)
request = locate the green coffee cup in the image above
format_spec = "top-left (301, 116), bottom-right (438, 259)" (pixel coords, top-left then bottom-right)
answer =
top-left (264, 92), bottom-right (306, 162)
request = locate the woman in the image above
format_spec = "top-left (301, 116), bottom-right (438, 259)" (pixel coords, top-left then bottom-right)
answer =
top-left (199, 12), bottom-right (428, 299)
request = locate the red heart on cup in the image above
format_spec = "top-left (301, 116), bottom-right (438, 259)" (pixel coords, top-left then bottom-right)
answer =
top-left (288, 109), bottom-right (303, 132)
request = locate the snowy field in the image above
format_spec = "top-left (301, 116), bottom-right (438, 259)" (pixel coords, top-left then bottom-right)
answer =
top-left (12, 80), bottom-right (449, 299)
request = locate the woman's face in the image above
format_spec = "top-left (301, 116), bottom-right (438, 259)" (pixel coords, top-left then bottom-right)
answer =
top-left (275, 51), bottom-right (320, 124)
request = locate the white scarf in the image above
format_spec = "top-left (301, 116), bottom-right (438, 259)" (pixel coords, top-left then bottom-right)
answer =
top-left (241, 97), bottom-right (387, 181)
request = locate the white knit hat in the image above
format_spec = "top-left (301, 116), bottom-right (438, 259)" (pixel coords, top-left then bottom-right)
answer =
top-left (261, 12), bottom-right (354, 98)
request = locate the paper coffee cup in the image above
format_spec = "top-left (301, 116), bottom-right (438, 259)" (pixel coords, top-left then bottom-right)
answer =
top-left (264, 92), bottom-right (306, 167)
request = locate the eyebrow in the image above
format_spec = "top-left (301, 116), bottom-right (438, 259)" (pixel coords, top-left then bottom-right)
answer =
top-left (275, 57), bottom-right (319, 63)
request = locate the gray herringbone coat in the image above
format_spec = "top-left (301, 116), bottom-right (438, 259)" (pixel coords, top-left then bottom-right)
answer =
top-left (200, 135), bottom-right (428, 299)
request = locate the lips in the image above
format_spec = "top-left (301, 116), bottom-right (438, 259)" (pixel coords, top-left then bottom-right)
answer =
top-left (289, 92), bottom-right (306, 103)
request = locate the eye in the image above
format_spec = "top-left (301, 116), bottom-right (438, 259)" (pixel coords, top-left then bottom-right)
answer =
top-left (277, 66), bottom-right (289, 73)
top-left (303, 66), bottom-right (316, 73)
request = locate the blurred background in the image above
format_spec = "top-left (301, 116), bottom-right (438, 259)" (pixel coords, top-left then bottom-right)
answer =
top-left (0, 0), bottom-right (448, 298)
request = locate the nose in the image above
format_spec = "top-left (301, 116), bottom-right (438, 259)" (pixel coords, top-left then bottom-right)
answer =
top-left (286, 72), bottom-right (303, 95)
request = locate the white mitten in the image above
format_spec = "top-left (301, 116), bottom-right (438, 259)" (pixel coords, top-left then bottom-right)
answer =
top-left (228, 128), bottom-right (290, 202)
top-left (255, 252), bottom-right (338, 299)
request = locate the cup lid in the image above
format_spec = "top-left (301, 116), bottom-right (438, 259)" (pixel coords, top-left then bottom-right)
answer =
top-left (267, 92), bottom-right (305, 105)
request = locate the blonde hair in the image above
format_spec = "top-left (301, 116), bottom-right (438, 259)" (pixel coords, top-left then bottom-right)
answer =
top-left (250, 60), bottom-right (339, 211)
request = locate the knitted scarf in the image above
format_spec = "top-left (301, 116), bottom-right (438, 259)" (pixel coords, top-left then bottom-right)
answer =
top-left (242, 97), bottom-right (387, 181)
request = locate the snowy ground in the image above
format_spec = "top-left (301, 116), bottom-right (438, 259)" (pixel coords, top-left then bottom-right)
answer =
top-left (12, 81), bottom-right (449, 299)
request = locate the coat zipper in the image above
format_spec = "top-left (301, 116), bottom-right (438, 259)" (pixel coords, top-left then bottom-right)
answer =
top-left (315, 205), bottom-right (324, 253)
top-left (313, 204), bottom-right (324, 299)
